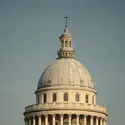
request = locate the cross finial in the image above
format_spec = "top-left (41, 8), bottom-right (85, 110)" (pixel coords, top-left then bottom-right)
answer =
top-left (64, 14), bottom-right (70, 25)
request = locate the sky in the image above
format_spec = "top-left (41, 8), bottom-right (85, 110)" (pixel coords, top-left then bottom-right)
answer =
top-left (0, 0), bottom-right (125, 125)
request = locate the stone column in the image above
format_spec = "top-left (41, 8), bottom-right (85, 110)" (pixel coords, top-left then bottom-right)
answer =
top-left (45, 115), bottom-right (48, 125)
top-left (84, 115), bottom-right (87, 125)
top-left (52, 115), bottom-right (56, 125)
top-left (25, 119), bottom-right (28, 125)
top-left (68, 114), bottom-right (71, 125)
top-left (76, 115), bottom-right (79, 125)
top-left (64, 41), bottom-right (65, 48)
top-left (90, 116), bottom-right (93, 125)
top-left (60, 114), bottom-right (63, 125)
top-left (102, 119), bottom-right (104, 125)
top-left (42, 94), bottom-right (43, 103)
top-left (96, 117), bottom-right (98, 125)
top-left (38, 115), bottom-right (41, 125)
top-left (24, 119), bottom-right (26, 125)
top-left (33, 116), bottom-right (35, 125)
top-left (29, 118), bottom-right (31, 125)
top-left (100, 118), bottom-right (102, 125)
top-left (104, 119), bottom-right (107, 125)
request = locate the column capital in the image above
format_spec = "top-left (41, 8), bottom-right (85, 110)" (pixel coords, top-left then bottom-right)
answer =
top-left (76, 114), bottom-right (80, 117)
top-left (99, 117), bottom-right (103, 120)
top-left (60, 114), bottom-right (64, 117)
top-left (25, 116), bottom-right (30, 119)
top-left (104, 118), bottom-right (107, 121)
top-left (38, 114), bottom-right (41, 117)
top-left (101, 118), bottom-right (105, 121)
top-left (52, 114), bottom-right (56, 117)
top-left (45, 114), bottom-right (48, 117)
top-left (84, 114), bottom-right (88, 117)
top-left (32, 115), bottom-right (35, 118)
top-left (91, 115), bottom-right (94, 118)
top-left (96, 116), bottom-right (99, 119)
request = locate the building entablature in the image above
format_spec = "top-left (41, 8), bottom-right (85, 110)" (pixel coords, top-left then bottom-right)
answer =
top-left (35, 86), bottom-right (96, 94)
top-left (24, 103), bottom-right (107, 115)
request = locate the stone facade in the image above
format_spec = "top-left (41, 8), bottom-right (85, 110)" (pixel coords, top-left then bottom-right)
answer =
top-left (23, 23), bottom-right (107, 125)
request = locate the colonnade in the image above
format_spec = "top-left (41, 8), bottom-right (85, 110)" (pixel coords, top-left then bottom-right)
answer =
top-left (25, 114), bottom-right (107, 125)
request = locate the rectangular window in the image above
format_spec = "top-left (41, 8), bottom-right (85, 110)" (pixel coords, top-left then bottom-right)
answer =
top-left (43, 94), bottom-right (46, 103)
top-left (53, 93), bottom-right (57, 102)
top-left (86, 95), bottom-right (89, 103)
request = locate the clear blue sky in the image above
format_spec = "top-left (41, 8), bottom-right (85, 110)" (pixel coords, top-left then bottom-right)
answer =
top-left (0, 0), bottom-right (125, 125)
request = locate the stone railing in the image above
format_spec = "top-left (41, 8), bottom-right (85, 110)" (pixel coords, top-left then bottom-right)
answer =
top-left (25, 102), bottom-right (107, 114)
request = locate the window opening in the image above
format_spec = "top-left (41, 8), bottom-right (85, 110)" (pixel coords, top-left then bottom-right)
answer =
top-left (53, 93), bottom-right (57, 102)
top-left (64, 93), bottom-right (68, 101)
top-left (75, 93), bottom-right (80, 102)
top-left (86, 95), bottom-right (89, 103)
top-left (43, 94), bottom-right (46, 103)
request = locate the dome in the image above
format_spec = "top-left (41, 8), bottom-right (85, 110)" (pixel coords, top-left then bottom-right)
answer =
top-left (37, 58), bottom-right (94, 89)
top-left (24, 19), bottom-right (107, 125)
top-left (60, 24), bottom-right (72, 38)
top-left (60, 32), bottom-right (72, 38)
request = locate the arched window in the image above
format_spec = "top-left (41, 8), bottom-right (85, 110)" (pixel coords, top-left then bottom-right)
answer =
top-left (61, 41), bottom-right (64, 48)
top-left (65, 41), bottom-right (68, 47)
top-left (53, 93), bottom-right (57, 102)
top-left (43, 94), bottom-right (46, 103)
top-left (64, 93), bottom-right (68, 101)
top-left (75, 93), bottom-right (80, 102)
top-left (92, 95), bottom-right (94, 104)
top-left (85, 94), bottom-right (89, 103)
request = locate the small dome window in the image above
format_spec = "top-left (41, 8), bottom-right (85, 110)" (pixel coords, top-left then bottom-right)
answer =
top-left (64, 93), bottom-right (68, 101)
top-left (61, 41), bottom-right (64, 48)
top-left (53, 93), bottom-right (57, 102)
top-left (43, 94), bottom-right (47, 103)
top-left (65, 41), bottom-right (68, 47)
top-left (85, 94), bottom-right (89, 103)
top-left (75, 93), bottom-right (80, 102)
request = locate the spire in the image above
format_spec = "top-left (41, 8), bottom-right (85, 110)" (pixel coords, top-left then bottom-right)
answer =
top-left (64, 24), bottom-right (69, 33)
top-left (57, 15), bottom-right (75, 59)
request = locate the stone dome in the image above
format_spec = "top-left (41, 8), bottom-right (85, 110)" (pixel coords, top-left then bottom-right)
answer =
top-left (60, 24), bottom-right (72, 38)
top-left (60, 32), bottom-right (72, 38)
top-left (37, 58), bottom-right (94, 89)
